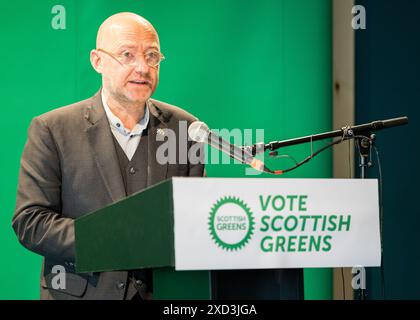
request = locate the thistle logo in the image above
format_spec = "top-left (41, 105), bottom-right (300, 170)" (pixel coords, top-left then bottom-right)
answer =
top-left (208, 196), bottom-right (255, 251)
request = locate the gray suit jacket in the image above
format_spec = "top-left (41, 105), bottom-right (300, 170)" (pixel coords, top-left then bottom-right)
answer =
top-left (12, 90), bottom-right (204, 299)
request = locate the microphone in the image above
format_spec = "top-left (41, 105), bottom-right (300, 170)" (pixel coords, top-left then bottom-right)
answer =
top-left (188, 121), bottom-right (273, 174)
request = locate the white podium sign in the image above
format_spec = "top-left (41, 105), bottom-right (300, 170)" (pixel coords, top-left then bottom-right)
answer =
top-left (172, 178), bottom-right (381, 270)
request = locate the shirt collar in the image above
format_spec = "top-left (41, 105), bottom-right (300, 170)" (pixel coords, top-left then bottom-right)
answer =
top-left (101, 89), bottom-right (150, 136)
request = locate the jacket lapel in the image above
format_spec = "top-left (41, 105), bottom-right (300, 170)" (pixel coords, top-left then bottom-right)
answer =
top-left (84, 91), bottom-right (126, 203)
top-left (147, 99), bottom-right (169, 187)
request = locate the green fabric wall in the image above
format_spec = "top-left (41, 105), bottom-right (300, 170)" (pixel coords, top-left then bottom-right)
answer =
top-left (0, 0), bottom-right (332, 299)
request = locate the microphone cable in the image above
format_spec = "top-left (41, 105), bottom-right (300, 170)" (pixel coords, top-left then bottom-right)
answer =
top-left (373, 145), bottom-right (386, 299)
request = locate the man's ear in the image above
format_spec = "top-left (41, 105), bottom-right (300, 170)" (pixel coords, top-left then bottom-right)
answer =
top-left (90, 49), bottom-right (102, 73)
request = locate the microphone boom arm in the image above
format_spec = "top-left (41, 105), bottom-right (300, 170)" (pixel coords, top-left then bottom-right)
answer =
top-left (251, 116), bottom-right (409, 155)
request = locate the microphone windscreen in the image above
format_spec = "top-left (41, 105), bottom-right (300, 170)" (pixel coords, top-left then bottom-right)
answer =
top-left (188, 121), bottom-right (210, 143)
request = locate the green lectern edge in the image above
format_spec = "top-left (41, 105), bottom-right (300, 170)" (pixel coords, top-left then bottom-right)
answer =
top-left (74, 178), bottom-right (175, 273)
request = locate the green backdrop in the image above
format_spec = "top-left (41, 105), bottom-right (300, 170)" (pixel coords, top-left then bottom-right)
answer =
top-left (0, 0), bottom-right (332, 299)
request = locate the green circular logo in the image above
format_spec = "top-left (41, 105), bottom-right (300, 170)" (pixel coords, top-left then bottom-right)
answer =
top-left (208, 196), bottom-right (255, 251)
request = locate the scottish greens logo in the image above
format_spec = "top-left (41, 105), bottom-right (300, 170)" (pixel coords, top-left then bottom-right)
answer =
top-left (208, 196), bottom-right (255, 251)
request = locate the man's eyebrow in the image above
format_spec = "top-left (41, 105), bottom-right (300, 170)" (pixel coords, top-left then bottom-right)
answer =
top-left (116, 44), bottom-right (137, 51)
top-left (116, 44), bottom-right (160, 52)
top-left (144, 45), bottom-right (160, 51)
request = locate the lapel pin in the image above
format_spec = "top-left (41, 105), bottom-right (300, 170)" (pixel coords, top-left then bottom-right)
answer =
top-left (157, 128), bottom-right (166, 137)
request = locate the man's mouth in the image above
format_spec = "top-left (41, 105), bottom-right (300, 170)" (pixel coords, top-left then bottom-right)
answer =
top-left (128, 80), bottom-right (150, 86)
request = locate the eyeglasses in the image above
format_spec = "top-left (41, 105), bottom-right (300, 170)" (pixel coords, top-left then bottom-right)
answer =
top-left (96, 48), bottom-right (165, 69)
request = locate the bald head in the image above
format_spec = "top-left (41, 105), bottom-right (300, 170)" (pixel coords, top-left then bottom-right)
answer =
top-left (96, 12), bottom-right (159, 50)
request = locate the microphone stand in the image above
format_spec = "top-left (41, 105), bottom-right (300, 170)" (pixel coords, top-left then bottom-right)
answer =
top-left (249, 116), bottom-right (408, 156)
top-left (247, 116), bottom-right (408, 300)
top-left (355, 134), bottom-right (374, 300)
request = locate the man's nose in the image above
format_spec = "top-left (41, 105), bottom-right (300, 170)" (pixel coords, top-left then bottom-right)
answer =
top-left (133, 55), bottom-right (150, 74)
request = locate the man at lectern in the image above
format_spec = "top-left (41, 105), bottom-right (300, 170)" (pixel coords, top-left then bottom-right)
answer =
top-left (12, 12), bottom-right (204, 300)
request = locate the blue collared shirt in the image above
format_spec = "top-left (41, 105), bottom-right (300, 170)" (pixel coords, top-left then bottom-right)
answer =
top-left (101, 90), bottom-right (150, 160)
